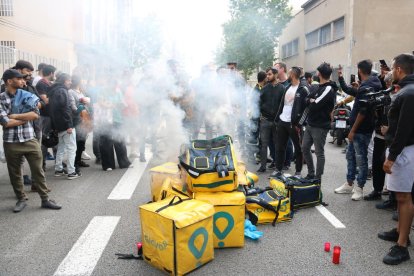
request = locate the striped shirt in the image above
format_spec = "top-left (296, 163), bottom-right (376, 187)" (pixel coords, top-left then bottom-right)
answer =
top-left (0, 91), bottom-right (37, 143)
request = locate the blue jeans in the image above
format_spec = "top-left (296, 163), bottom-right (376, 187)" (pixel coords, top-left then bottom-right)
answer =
top-left (346, 132), bottom-right (372, 187)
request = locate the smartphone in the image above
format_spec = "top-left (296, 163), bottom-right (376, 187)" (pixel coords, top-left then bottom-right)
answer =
top-left (379, 59), bottom-right (390, 70)
top-left (350, 74), bottom-right (356, 83)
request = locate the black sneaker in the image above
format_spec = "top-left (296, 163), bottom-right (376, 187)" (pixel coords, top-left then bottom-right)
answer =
top-left (54, 170), bottom-right (67, 177)
top-left (269, 171), bottom-right (282, 178)
top-left (67, 172), bottom-right (81, 180)
top-left (78, 161), bottom-right (90, 167)
top-left (376, 199), bottom-right (397, 210)
top-left (41, 199), bottom-right (62, 210)
top-left (378, 228), bottom-right (411, 246)
top-left (364, 190), bottom-right (382, 201)
top-left (267, 162), bottom-right (276, 169)
top-left (304, 174), bottom-right (316, 180)
top-left (257, 166), bottom-right (266, 173)
top-left (383, 245), bottom-right (410, 265)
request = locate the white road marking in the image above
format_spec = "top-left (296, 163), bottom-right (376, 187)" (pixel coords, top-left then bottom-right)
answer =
top-left (315, 205), bottom-right (346, 229)
top-left (53, 216), bottom-right (120, 276)
top-left (107, 153), bottom-right (152, 200)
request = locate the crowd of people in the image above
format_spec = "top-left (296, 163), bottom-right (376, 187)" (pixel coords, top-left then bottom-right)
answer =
top-left (1, 53), bottom-right (413, 265)
top-left (251, 55), bottom-right (414, 265)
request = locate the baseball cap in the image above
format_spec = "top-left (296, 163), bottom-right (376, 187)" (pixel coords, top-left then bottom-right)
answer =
top-left (2, 69), bottom-right (25, 82)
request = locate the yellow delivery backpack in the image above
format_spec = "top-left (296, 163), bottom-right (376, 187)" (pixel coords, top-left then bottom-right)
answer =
top-left (179, 135), bottom-right (239, 192)
top-left (194, 191), bottom-right (245, 248)
top-left (245, 187), bottom-right (292, 226)
top-left (140, 196), bottom-right (214, 275)
top-left (149, 162), bottom-right (185, 202)
top-left (158, 177), bottom-right (192, 201)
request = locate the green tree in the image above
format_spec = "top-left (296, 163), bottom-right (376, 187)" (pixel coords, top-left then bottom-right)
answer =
top-left (217, 0), bottom-right (292, 77)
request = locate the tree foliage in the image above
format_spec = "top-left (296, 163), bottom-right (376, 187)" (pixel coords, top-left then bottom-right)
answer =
top-left (217, 0), bottom-right (292, 77)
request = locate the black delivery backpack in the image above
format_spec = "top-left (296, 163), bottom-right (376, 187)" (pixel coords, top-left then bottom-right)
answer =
top-left (270, 175), bottom-right (322, 210)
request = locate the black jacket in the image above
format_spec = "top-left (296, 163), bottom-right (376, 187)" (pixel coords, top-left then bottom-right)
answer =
top-left (385, 74), bottom-right (414, 161)
top-left (276, 83), bottom-right (309, 126)
top-left (306, 81), bottom-right (337, 129)
top-left (48, 83), bottom-right (73, 132)
top-left (339, 75), bottom-right (382, 134)
top-left (35, 79), bottom-right (51, 116)
top-left (259, 82), bottom-right (285, 121)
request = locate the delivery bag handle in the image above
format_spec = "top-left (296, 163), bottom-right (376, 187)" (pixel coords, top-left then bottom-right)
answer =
top-left (155, 196), bottom-right (190, 213)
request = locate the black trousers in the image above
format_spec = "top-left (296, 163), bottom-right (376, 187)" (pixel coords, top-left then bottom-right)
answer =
top-left (372, 137), bottom-right (386, 192)
top-left (259, 118), bottom-right (277, 168)
top-left (75, 140), bottom-right (86, 165)
top-left (99, 132), bottom-right (131, 170)
top-left (275, 121), bottom-right (303, 173)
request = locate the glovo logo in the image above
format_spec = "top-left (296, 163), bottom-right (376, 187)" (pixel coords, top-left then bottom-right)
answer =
top-left (213, 211), bottom-right (234, 247)
top-left (144, 234), bottom-right (168, 251)
top-left (188, 227), bottom-right (209, 267)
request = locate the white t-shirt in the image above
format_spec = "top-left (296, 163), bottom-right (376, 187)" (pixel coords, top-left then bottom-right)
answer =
top-left (280, 85), bottom-right (298, 123)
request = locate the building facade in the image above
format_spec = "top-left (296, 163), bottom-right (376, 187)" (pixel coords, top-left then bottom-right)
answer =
top-left (0, 0), bottom-right (133, 75)
top-left (278, 0), bottom-right (414, 80)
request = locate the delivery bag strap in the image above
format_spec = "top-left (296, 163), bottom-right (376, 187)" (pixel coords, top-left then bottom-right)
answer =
top-left (179, 159), bottom-right (216, 178)
top-left (246, 196), bottom-right (282, 227)
top-left (155, 196), bottom-right (191, 213)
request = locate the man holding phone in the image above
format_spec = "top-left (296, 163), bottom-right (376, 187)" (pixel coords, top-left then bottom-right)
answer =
top-left (334, 60), bottom-right (382, 200)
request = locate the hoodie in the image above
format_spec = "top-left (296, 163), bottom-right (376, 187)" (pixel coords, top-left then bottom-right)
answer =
top-left (48, 83), bottom-right (73, 132)
top-left (385, 74), bottom-right (414, 161)
top-left (305, 81), bottom-right (337, 129)
top-left (339, 75), bottom-right (382, 134)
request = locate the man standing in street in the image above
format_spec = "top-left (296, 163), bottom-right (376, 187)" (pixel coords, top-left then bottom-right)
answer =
top-left (0, 69), bottom-right (61, 212)
top-left (48, 73), bottom-right (80, 180)
top-left (257, 67), bottom-right (285, 173)
top-left (334, 60), bottom-right (382, 200)
top-left (302, 63), bottom-right (337, 182)
top-left (272, 67), bottom-right (308, 178)
top-left (378, 54), bottom-right (414, 265)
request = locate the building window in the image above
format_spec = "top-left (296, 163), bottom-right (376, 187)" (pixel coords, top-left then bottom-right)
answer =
top-left (333, 17), bottom-right (345, 40)
top-left (0, 40), bottom-right (15, 64)
top-left (282, 38), bottom-right (299, 59)
top-left (0, 0), bottom-right (14, 16)
top-left (319, 24), bottom-right (331, 45)
top-left (306, 16), bottom-right (345, 50)
top-left (306, 30), bottom-right (319, 50)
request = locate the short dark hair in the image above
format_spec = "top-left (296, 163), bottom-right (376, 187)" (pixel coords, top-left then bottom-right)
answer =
top-left (312, 75), bottom-right (320, 82)
top-left (290, 66), bottom-right (301, 79)
top-left (257, 71), bottom-right (266, 82)
top-left (275, 62), bottom-right (287, 72)
top-left (266, 67), bottom-right (278, 75)
top-left (55, 73), bottom-right (71, 84)
top-left (42, 65), bottom-right (56, 76)
top-left (304, 72), bottom-right (312, 79)
top-left (317, 62), bottom-right (332, 80)
top-left (37, 63), bottom-right (47, 71)
top-left (14, 60), bottom-right (34, 71)
top-left (357, 59), bottom-right (372, 75)
top-left (393, 54), bottom-right (414, 75)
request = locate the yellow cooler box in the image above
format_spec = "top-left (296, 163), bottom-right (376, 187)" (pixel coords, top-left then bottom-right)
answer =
top-left (194, 191), bottom-right (245, 248)
top-left (140, 196), bottom-right (215, 275)
top-left (158, 177), bottom-right (192, 201)
top-left (149, 162), bottom-right (186, 202)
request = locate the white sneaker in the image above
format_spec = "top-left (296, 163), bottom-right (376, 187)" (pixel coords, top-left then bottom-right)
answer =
top-left (81, 151), bottom-right (91, 160)
top-left (334, 182), bottom-right (354, 194)
top-left (105, 168), bottom-right (112, 172)
top-left (351, 186), bottom-right (363, 201)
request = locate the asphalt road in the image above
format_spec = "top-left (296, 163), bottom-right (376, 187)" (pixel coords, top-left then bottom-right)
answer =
top-left (0, 135), bottom-right (413, 276)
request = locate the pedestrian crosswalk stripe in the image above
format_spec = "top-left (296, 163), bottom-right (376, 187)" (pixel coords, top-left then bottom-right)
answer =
top-left (53, 216), bottom-right (120, 276)
top-left (107, 152), bottom-right (152, 200)
top-left (315, 205), bottom-right (346, 229)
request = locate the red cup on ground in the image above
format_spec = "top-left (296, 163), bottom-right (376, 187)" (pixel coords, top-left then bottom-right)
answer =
top-left (332, 246), bottom-right (341, 264)
top-left (136, 242), bottom-right (143, 255)
top-left (324, 242), bottom-right (331, 252)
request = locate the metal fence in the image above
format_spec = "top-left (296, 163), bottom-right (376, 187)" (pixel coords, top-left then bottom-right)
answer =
top-left (0, 45), bottom-right (71, 74)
